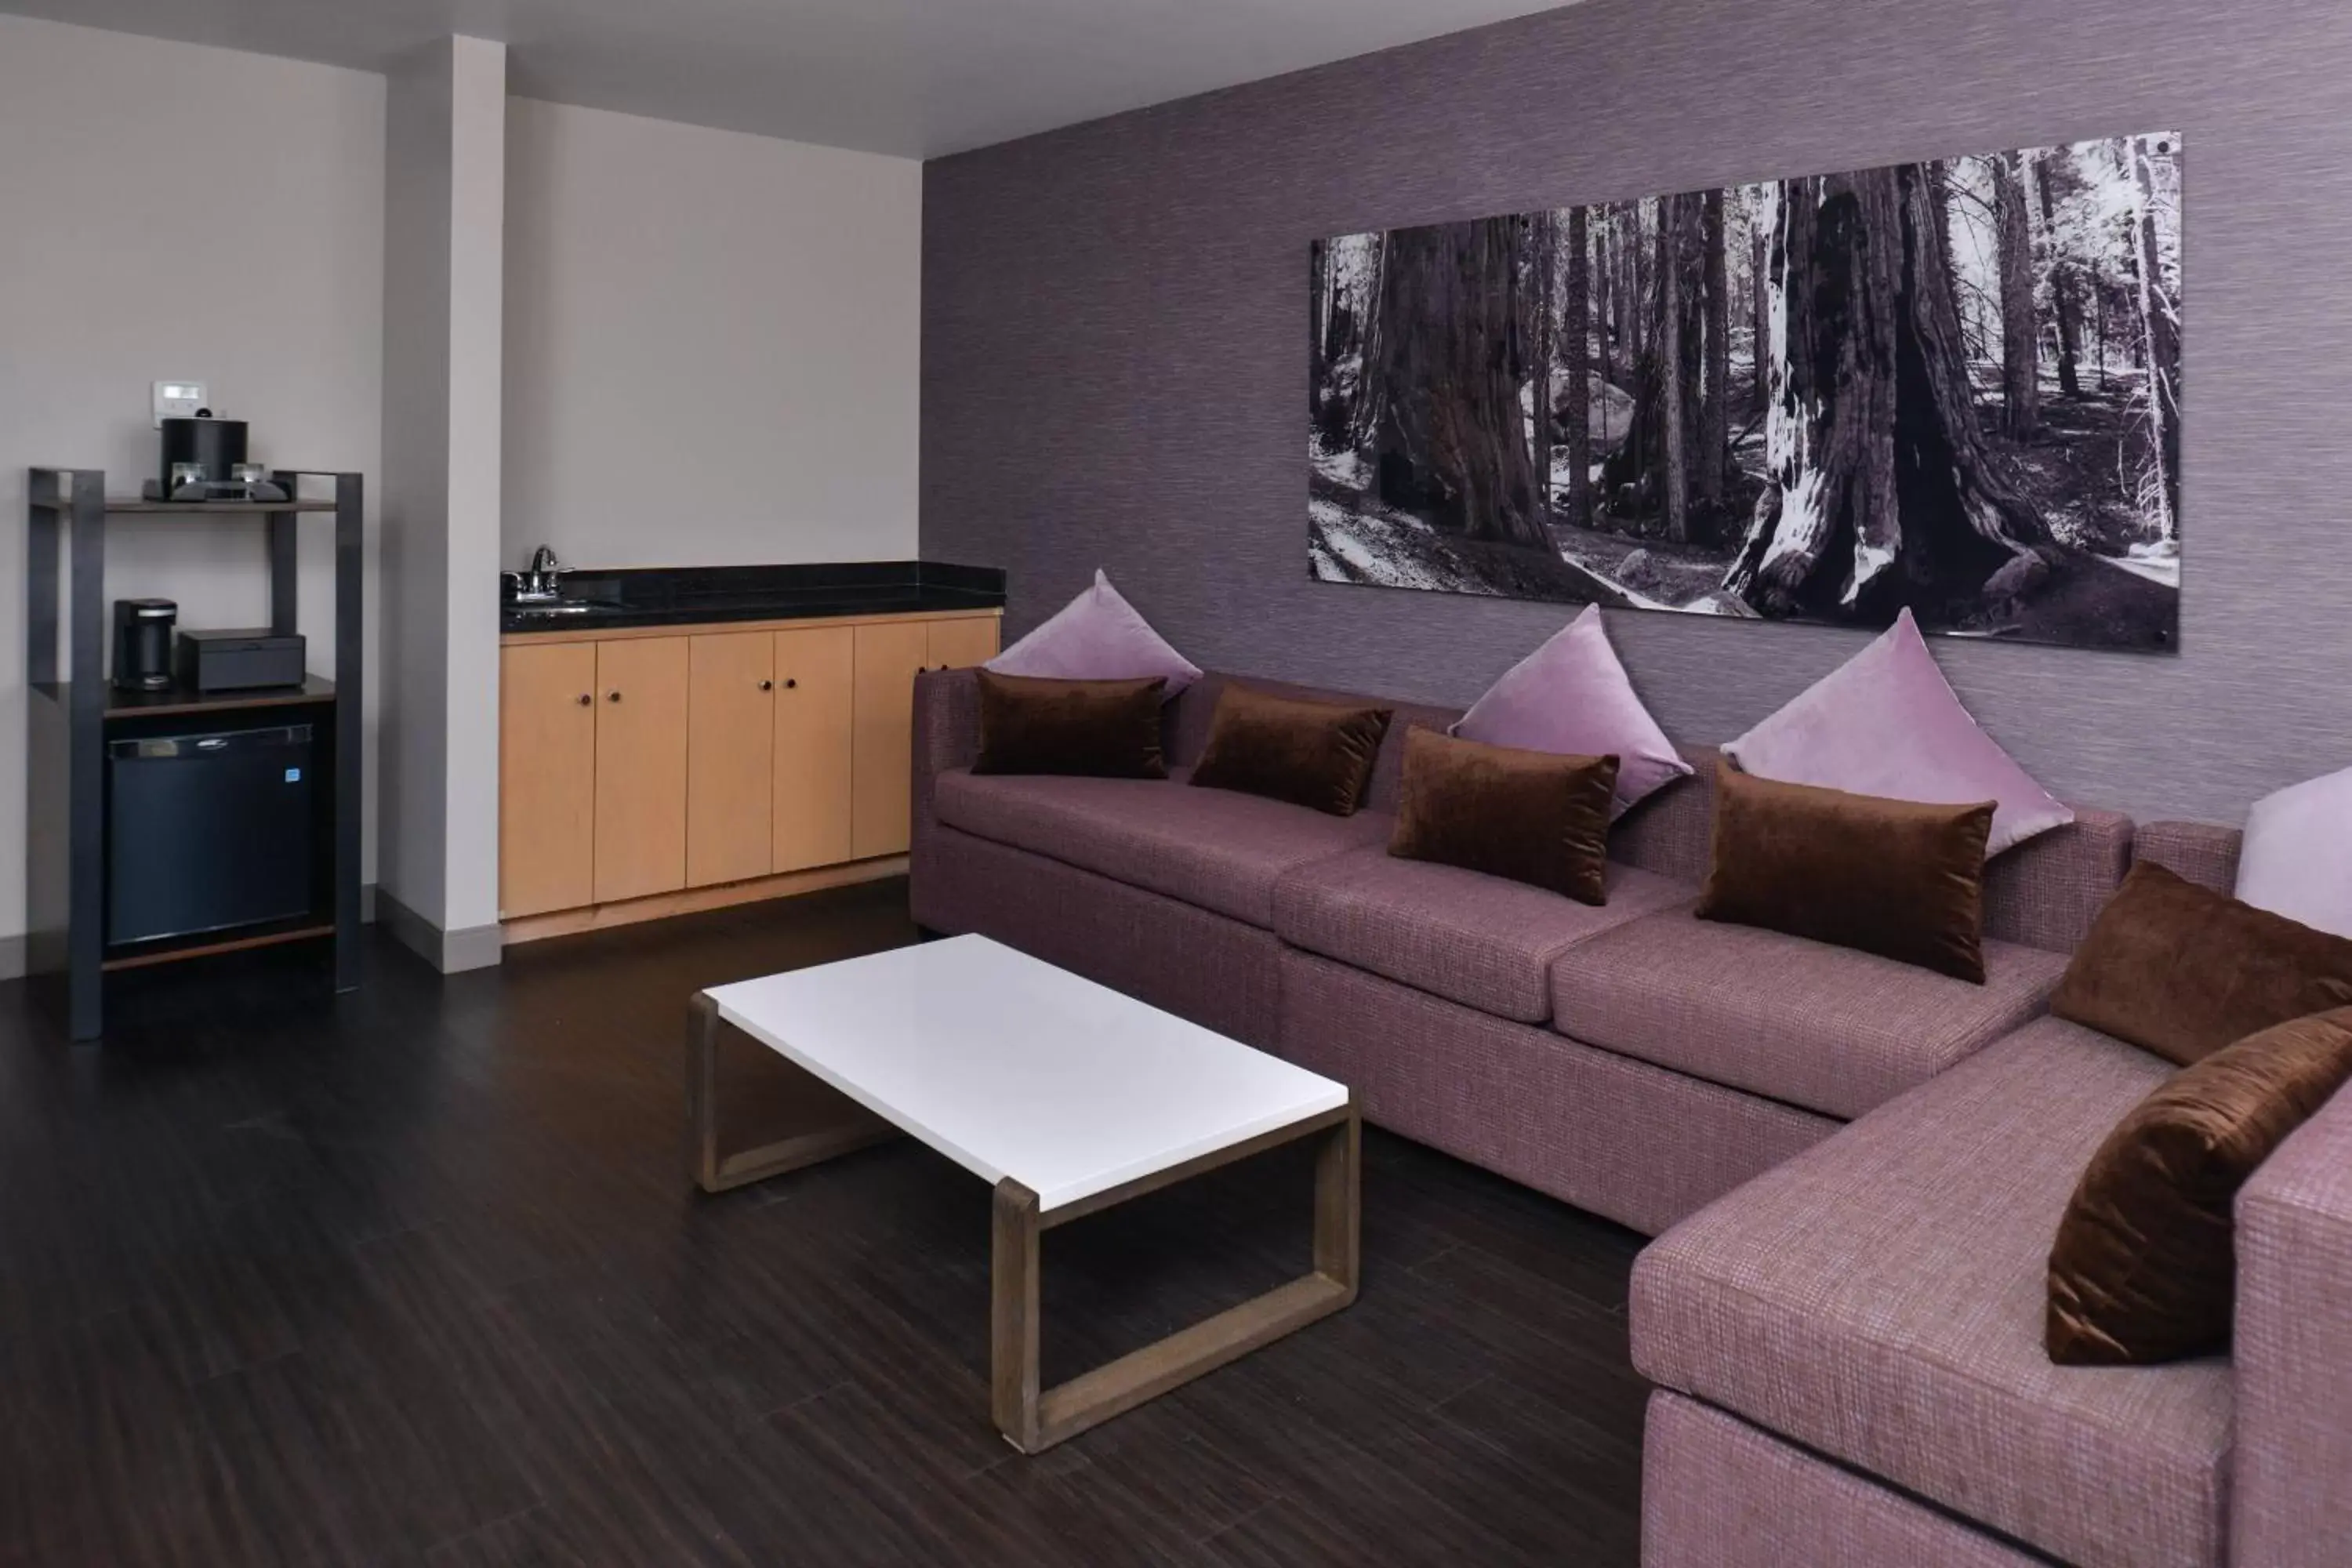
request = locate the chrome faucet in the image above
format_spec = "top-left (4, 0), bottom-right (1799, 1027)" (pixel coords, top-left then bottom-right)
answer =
top-left (510, 546), bottom-right (566, 602)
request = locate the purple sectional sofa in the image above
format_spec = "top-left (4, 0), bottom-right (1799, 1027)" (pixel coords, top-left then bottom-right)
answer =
top-left (908, 666), bottom-right (2352, 1566)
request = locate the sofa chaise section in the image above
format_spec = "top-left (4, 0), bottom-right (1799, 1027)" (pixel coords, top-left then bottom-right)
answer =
top-left (1632, 1015), bottom-right (2232, 1568)
top-left (1640, 1392), bottom-right (2049, 1568)
top-left (1635, 822), bottom-right (2352, 1568)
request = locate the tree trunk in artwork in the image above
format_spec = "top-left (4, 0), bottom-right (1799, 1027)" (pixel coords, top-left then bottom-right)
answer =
top-left (1595, 216), bottom-right (1615, 450)
top-left (1369, 219), bottom-right (1551, 550)
top-left (1351, 235), bottom-right (1388, 448)
top-left (1751, 198), bottom-right (1770, 417)
top-left (2131, 137), bottom-right (2182, 543)
top-left (2034, 154), bottom-right (2084, 398)
top-left (1993, 151), bottom-right (2039, 437)
top-left (1627, 204), bottom-right (1647, 368)
top-left (2095, 280), bottom-right (2109, 390)
top-left (1725, 165), bottom-right (2055, 621)
top-left (1530, 212), bottom-right (1555, 524)
top-left (1700, 189), bottom-right (1730, 507)
top-left (1313, 239), bottom-right (1374, 449)
top-left (1564, 205), bottom-right (1594, 531)
top-left (1309, 238), bottom-right (1329, 430)
top-left (1600, 205), bottom-right (1655, 526)
top-left (1598, 197), bottom-right (1705, 535)
top-left (1659, 195), bottom-right (1690, 544)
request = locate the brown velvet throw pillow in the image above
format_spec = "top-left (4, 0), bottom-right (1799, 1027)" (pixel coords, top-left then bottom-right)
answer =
top-left (2048, 1006), bottom-right (2352, 1365)
top-left (2052, 862), bottom-right (2352, 1067)
top-left (1388, 728), bottom-right (1619, 905)
top-left (972, 670), bottom-right (1167, 779)
top-left (1694, 762), bottom-right (1994, 982)
top-left (1187, 684), bottom-right (1392, 816)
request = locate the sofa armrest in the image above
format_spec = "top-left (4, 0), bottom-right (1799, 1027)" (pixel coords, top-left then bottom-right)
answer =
top-left (2132, 820), bottom-right (2240, 895)
top-left (2232, 1079), bottom-right (2352, 1567)
top-left (911, 666), bottom-right (982, 857)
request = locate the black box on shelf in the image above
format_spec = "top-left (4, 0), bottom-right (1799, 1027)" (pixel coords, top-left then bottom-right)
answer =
top-left (173, 628), bottom-right (307, 693)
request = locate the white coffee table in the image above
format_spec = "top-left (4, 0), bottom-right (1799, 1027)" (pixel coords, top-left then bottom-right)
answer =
top-left (687, 935), bottom-right (1359, 1453)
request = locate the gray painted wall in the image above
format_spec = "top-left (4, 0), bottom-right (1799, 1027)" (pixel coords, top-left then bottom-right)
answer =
top-left (501, 98), bottom-right (924, 575)
top-left (921, 0), bottom-right (2352, 826)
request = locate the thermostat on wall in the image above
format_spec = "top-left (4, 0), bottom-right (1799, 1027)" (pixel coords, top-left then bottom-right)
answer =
top-left (153, 379), bottom-right (207, 429)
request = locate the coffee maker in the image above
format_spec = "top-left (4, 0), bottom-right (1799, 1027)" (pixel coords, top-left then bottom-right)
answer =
top-left (112, 599), bottom-right (176, 691)
top-left (159, 415), bottom-right (244, 488)
top-left (143, 413), bottom-right (286, 502)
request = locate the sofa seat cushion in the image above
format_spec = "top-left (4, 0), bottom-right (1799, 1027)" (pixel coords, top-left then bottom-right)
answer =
top-left (932, 765), bottom-right (1388, 928)
top-left (1549, 909), bottom-right (2068, 1120)
top-left (1274, 849), bottom-right (1695, 1022)
top-left (1631, 1019), bottom-right (2232, 1568)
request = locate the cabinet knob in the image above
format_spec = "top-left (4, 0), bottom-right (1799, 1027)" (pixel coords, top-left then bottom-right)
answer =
top-left (608, 691), bottom-right (622, 702)
top-left (576, 693), bottom-right (592, 706)
top-left (785, 677), bottom-right (797, 689)
top-left (758, 679), bottom-right (774, 691)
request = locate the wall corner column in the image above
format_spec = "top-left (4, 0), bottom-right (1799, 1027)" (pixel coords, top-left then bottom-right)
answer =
top-left (379, 34), bottom-right (506, 973)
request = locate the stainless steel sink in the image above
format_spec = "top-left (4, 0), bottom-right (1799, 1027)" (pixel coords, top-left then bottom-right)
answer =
top-left (506, 597), bottom-right (625, 620)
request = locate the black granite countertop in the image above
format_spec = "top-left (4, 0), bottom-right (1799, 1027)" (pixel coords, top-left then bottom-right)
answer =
top-left (501, 561), bottom-right (1004, 634)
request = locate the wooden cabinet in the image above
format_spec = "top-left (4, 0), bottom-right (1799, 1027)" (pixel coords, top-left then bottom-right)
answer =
top-left (499, 608), bottom-right (997, 933)
top-left (850, 619), bottom-right (931, 860)
top-left (592, 637), bottom-right (691, 905)
top-left (771, 626), bottom-right (855, 872)
top-left (499, 641), bottom-right (598, 919)
top-left (927, 615), bottom-right (1000, 673)
top-left (687, 632), bottom-right (775, 888)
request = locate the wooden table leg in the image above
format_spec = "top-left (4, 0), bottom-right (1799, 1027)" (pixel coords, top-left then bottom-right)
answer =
top-left (686, 991), bottom-right (900, 1194)
top-left (1313, 1102), bottom-right (1361, 1294)
top-left (990, 1096), bottom-right (1361, 1454)
top-left (992, 1180), bottom-right (1043, 1451)
top-left (688, 993), bottom-right (724, 1190)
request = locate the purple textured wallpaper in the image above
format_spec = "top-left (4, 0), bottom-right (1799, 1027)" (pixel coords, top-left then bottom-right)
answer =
top-left (922, 0), bottom-right (2352, 825)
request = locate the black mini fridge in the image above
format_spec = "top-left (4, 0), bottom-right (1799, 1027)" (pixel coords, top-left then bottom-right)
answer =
top-left (107, 724), bottom-right (316, 946)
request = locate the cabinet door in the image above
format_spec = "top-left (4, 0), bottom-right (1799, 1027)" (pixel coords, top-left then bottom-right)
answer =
top-left (926, 615), bottom-right (1000, 673)
top-left (499, 642), bottom-right (599, 919)
top-left (686, 632), bottom-right (774, 888)
top-left (593, 637), bottom-right (691, 904)
top-left (772, 626), bottom-right (855, 873)
top-left (851, 619), bottom-right (931, 859)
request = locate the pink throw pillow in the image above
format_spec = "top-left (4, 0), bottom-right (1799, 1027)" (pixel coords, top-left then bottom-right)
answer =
top-left (986, 570), bottom-right (1202, 696)
top-left (2236, 766), bottom-right (2352, 940)
top-left (1450, 605), bottom-right (1691, 818)
top-left (1723, 608), bottom-right (2071, 857)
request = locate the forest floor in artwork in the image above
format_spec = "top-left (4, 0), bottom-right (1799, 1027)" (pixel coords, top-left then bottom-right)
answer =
top-left (1315, 373), bottom-right (2177, 647)
top-left (1310, 474), bottom-right (1633, 606)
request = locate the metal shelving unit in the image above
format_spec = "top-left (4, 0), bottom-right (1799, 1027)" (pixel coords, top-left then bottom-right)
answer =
top-left (25, 466), bottom-right (364, 1040)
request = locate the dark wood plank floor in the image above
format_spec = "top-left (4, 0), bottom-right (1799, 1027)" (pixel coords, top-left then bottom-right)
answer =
top-left (0, 881), bottom-right (1650, 1566)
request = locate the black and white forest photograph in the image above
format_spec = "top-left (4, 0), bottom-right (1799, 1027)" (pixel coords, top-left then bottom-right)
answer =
top-left (1308, 133), bottom-right (2183, 652)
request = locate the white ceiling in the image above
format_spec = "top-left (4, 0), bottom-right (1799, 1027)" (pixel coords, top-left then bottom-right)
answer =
top-left (5, 0), bottom-right (1572, 158)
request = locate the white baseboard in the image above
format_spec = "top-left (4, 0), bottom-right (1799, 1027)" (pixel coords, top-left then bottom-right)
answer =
top-left (377, 888), bottom-right (505, 974)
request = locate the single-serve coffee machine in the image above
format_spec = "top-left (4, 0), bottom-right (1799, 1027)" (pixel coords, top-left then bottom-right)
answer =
top-left (112, 599), bottom-right (176, 691)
